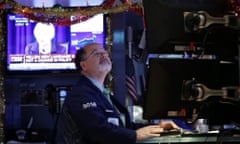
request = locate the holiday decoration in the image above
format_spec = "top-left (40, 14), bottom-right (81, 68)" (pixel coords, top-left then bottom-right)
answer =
top-left (0, 0), bottom-right (143, 25)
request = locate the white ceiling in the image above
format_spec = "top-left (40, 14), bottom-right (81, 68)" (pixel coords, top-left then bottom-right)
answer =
top-left (13, 0), bottom-right (142, 8)
top-left (14, 0), bottom-right (105, 7)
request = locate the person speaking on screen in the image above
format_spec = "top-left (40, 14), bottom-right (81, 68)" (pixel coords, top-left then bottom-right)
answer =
top-left (25, 22), bottom-right (66, 54)
top-left (54, 42), bottom-right (179, 144)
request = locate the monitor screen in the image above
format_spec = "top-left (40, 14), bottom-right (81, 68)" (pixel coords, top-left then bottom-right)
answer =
top-left (6, 13), bottom-right (105, 74)
top-left (143, 58), bottom-right (239, 120)
top-left (142, 0), bottom-right (238, 60)
top-left (56, 86), bottom-right (71, 113)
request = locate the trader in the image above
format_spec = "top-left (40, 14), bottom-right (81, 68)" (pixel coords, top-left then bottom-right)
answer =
top-left (54, 42), bottom-right (179, 144)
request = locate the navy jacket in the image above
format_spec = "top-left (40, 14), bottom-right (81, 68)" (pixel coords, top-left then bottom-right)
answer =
top-left (55, 75), bottom-right (146, 144)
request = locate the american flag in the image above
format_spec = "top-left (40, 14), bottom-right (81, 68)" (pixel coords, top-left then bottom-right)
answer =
top-left (126, 56), bottom-right (138, 104)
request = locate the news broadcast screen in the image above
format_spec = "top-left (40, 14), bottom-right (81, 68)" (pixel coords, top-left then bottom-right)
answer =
top-left (6, 13), bottom-right (105, 72)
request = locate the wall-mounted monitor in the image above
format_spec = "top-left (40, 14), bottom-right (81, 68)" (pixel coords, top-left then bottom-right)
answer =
top-left (6, 12), bottom-right (105, 74)
top-left (142, 0), bottom-right (238, 60)
top-left (143, 58), bottom-right (239, 125)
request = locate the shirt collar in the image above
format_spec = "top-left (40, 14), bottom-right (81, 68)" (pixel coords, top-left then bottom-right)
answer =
top-left (85, 75), bottom-right (104, 92)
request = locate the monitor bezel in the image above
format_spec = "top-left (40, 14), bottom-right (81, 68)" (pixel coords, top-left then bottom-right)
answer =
top-left (4, 10), bottom-right (107, 76)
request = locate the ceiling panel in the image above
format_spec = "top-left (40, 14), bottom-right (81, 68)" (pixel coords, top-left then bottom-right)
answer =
top-left (13, 0), bottom-right (105, 7)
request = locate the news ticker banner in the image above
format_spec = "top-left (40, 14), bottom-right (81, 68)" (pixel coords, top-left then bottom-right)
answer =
top-left (10, 54), bottom-right (75, 63)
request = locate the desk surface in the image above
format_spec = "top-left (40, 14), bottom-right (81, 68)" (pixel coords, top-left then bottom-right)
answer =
top-left (137, 135), bottom-right (240, 143)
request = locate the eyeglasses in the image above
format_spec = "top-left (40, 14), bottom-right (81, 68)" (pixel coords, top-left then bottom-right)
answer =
top-left (83, 50), bottom-right (109, 61)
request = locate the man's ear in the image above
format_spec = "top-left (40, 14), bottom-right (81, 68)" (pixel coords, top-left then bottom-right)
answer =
top-left (80, 61), bottom-right (86, 70)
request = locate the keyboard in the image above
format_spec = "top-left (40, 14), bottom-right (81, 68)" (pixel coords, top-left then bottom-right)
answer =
top-left (181, 130), bottom-right (219, 137)
top-left (159, 129), bottom-right (182, 136)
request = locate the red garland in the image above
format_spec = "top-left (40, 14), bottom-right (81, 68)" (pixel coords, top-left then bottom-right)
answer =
top-left (226, 0), bottom-right (240, 13)
top-left (102, 0), bottom-right (116, 8)
top-left (14, 0), bottom-right (117, 26)
top-left (18, 10), bottom-right (93, 26)
top-left (5, 0), bottom-right (144, 26)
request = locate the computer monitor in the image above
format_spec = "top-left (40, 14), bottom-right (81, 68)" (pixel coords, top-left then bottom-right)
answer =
top-left (5, 12), bottom-right (105, 74)
top-left (143, 58), bottom-right (239, 123)
top-left (142, 0), bottom-right (238, 60)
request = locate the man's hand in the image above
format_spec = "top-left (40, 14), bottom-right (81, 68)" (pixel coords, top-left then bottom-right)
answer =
top-left (158, 119), bottom-right (179, 130)
top-left (136, 125), bottom-right (163, 141)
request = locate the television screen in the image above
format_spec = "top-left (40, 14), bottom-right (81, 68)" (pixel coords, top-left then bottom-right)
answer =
top-left (6, 13), bottom-right (105, 74)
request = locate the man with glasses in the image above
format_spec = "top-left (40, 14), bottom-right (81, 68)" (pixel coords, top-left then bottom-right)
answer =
top-left (54, 43), bottom-right (179, 144)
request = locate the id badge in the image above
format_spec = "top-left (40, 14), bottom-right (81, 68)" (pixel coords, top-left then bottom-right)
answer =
top-left (107, 117), bottom-right (119, 126)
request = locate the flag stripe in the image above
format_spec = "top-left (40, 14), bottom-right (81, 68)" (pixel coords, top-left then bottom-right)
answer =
top-left (126, 55), bottom-right (138, 103)
top-left (126, 75), bottom-right (138, 102)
